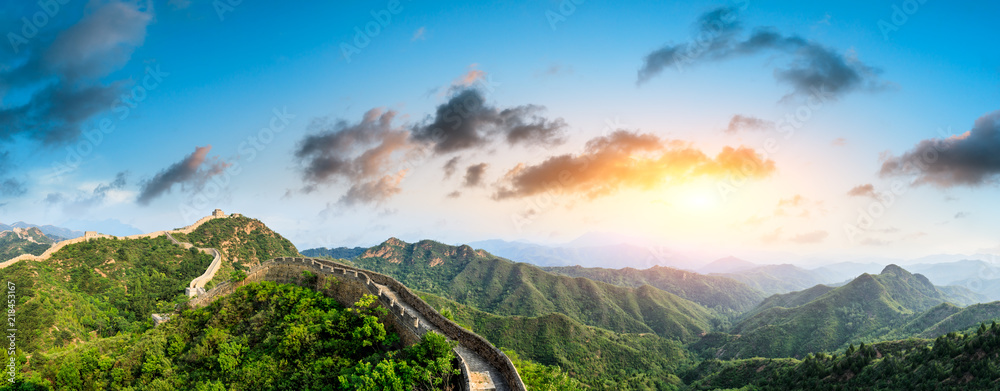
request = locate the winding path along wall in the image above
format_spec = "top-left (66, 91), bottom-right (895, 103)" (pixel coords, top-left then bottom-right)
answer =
top-left (187, 257), bottom-right (527, 391)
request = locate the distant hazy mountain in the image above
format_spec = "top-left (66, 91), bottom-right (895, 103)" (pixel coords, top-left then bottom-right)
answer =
top-left (907, 259), bottom-right (998, 286)
top-left (713, 264), bottom-right (826, 295)
top-left (808, 262), bottom-right (885, 284)
top-left (702, 265), bottom-right (997, 359)
top-left (6, 222), bottom-right (83, 241)
top-left (698, 256), bottom-right (757, 274)
top-left (466, 239), bottom-right (691, 269)
top-left (543, 265), bottom-right (766, 314)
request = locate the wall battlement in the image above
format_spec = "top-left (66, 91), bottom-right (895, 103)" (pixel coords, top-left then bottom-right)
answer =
top-left (187, 256), bottom-right (527, 391)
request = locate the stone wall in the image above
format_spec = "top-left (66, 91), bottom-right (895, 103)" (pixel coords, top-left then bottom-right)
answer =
top-left (277, 257), bottom-right (525, 391)
top-left (187, 257), bottom-right (525, 390)
top-left (1, 210), bottom-right (227, 268)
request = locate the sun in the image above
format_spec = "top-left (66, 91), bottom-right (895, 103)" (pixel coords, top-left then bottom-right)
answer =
top-left (673, 183), bottom-right (721, 212)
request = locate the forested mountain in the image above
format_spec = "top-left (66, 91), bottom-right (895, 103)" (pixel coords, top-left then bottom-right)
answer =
top-left (714, 264), bottom-right (827, 295)
top-left (543, 264), bottom-right (765, 315)
top-left (301, 246), bottom-right (367, 260)
top-left (702, 265), bottom-right (999, 359)
top-left (353, 238), bottom-right (721, 342)
top-left (179, 216), bottom-right (300, 287)
top-left (17, 282), bottom-right (460, 390)
top-left (0, 236), bottom-right (213, 354)
top-left (420, 291), bottom-right (690, 389)
top-left (0, 227), bottom-right (54, 260)
top-left (685, 324), bottom-right (1000, 390)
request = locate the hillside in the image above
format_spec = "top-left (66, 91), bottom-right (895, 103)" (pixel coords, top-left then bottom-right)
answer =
top-left (685, 325), bottom-right (1000, 390)
top-left (420, 291), bottom-right (689, 390)
top-left (715, 264), bottom-right (826, 295)
top-left (543, 264), bottom-right (765, 315)
top-left (17, 282), bottom-right (460, 390)
top-left (708, 265), bottom-right (952, 358)
top-left (0, 227), bottom-right (55, 260)
top-left (184, 215), bottom-right (300, 287)
top-left (741, 284), bottom-right (835, 319)
top-left (301, 246), bottom-right (366, 260)
top-left (353, 238), bottom-right (719, 342)
top-left (698, 256), bottom-right (756, 274)
top-left (5, 222), bottom-right (84, 241)
top-left (0, 235), bottom-right (213, 353)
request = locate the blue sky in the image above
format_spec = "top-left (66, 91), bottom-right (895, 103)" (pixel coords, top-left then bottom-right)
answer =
top-left (0, 0), bottom-right (998, 263)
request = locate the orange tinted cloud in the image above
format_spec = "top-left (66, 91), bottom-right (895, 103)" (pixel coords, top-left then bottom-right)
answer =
top-left (493, 130), bottom-right (776, 200)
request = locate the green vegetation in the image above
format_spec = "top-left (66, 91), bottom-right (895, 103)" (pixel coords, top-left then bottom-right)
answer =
top-left (168, 231), bottom-right (189, 243)
top-left (716, 264), bottom-right (825, 295)
top-left (0, 236), bottom-right (212, 353)
top-left (354, 238), bottom-right (719, 342)
top-left (420, 291), bottom-right (688, 390)
top-left (186, 216), bottom-right (299, 287)
top-left (504, 348), bottom-right (584, 391)
top-left (12, 283), bottom-right (459, 390)
top-left (684, 324), bottom-right (1000, 390)
top-left (0, 228), bottom-right (54, 260)
top-left (544, 264), bottom-right (765, 316)
top-left (699, 265), bottom-right (1000, 360)
top-left (302, 247), bottom-right (367, 260)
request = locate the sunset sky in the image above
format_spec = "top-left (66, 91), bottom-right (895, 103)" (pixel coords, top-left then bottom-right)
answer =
top-left (1, 1), bottom-right (998, 263)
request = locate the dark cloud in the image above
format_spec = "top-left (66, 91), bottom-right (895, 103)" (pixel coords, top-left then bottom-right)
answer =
top-left (44, 193), bottom-right (64, 205)
top-left (446, 190), bottom-right (461, 198)
top-left (1, 178), bottom-right (26, 198)
top-left (410, 88), bottom-right (568, 154)
top-left (954, 212), bottom-right (969, 219)
top-left (726, 114), bottom-right (774, 133)
top-left (847, 183), bottom-right (876, 198)
top-left (442, 156), bottom-right (460, 179)
top-left (463, 163), bottom-right (488, 187)
top-left (137, 146), bottom-right (229, 205)
top-left (294, 109), bottom-right (416, 206)
top-left (638, 6), bottom-right (887, 101)
top-left (493, 130), bottom-right (776, 200)
top-left (0, 1), bottom-right (153, 146)
top-left (790, 230), bottom-right (828, 244)
top-left (0, 82), bottom-right (125, 144)
top-left (879, 110), bottom-right (1000, 187)
top-left (339, 174), bottom-right (404, 206)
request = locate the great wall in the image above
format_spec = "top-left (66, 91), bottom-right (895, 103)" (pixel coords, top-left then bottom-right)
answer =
top-left (0, 210), bottom-right (527, 390)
